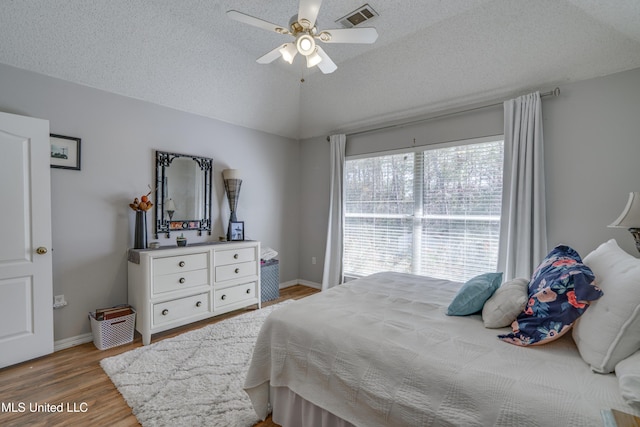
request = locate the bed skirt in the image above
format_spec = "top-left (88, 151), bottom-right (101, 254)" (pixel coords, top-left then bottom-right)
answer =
top-left (271, 386), bottom-right (354, 427)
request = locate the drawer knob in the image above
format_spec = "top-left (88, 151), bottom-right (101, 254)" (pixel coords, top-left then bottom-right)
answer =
top-left (196, 301), bottom-right (202, 307)
top-left (179, 277), bottom-right (186, 284)
top-left (162, 309), bottom-right (169, 316)
top-left (246, 288), bottom-right (251, 294)
top-left (221, 294), bottom-right (226, 300)
top-left (233, 253), bottom-right (239, 259)
top-left (178, 261), bottom-right (185, 267)
top-left (235, 268), bottom-right (240, 274)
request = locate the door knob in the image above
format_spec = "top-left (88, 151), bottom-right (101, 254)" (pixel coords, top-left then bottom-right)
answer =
top-left (36, 247), bottom-right (48, 255)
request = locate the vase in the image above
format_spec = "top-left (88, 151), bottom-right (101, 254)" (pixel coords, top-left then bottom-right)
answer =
top-left (134, 210), bottom-right (147, 249)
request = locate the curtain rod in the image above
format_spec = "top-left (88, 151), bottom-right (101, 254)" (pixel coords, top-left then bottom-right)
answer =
top-left (327, 87), bottom-right (560, 141)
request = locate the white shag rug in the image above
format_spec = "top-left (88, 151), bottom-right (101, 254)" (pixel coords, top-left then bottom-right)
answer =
top-left (101, 302), bottom-right (291, 427)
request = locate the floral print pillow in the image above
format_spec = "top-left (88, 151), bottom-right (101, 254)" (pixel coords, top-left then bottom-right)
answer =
top-left (498, 245), bottom-right (603, 346)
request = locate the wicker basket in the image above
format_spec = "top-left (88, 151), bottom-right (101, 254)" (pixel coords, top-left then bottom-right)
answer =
top-left (89, 310), bottom-right (136, 350)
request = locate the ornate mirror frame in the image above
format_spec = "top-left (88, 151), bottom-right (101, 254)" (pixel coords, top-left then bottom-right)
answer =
top-left (154, 150), bottom-right (213, 238)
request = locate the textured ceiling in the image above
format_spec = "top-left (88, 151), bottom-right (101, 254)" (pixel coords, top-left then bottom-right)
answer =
top-left (1, 0), bottom-right (639, 140)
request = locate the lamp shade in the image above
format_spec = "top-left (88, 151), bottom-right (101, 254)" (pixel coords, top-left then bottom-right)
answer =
top-left (306, 49), bottom-right (322, 68)
top-left (279, 43), bottom-right (297, 64)
top-left (609, 192), bottom-right (640, 228)
top-left (222, 169), bottom-right (241, 180)
top-left (165, 198), bottom-right (176, 211)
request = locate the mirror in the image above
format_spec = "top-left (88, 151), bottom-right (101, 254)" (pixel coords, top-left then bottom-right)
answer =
top-left (155, 150), bottom-right (213, 238)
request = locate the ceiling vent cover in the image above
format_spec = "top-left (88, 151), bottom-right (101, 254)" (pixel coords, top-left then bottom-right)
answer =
top-left (336, 4), bottom-right (378, 28)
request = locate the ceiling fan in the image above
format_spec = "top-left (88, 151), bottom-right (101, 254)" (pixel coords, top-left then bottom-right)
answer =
top-left (227, 0), bottom-right (378, 74)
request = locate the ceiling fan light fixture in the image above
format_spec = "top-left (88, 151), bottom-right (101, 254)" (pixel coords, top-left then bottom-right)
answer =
top-left (296, 34), bottom-right (316, 56)
top-left (279, 43), bottom-right (298, 64)
top-left (306, 49), bottom-right (323, 68)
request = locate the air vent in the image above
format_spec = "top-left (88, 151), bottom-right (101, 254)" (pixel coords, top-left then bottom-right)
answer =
top-left (336, 4), bottom-right (378, 28)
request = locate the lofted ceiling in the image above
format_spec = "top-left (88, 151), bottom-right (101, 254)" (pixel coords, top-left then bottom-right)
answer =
top-left (1, 0), bottom-right (640, 140)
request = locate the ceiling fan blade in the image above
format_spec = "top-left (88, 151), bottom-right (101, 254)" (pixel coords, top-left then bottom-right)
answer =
top-left (315, 46), bottom-right (337, 74)
top-left (257, 45), bottom-right (285, 64)
top-left (319, 27), bottom-right (378, 44)
top-left (227, 10), bottom-right (289, 35)
top-left (298, 0), bottom-right (322, 28)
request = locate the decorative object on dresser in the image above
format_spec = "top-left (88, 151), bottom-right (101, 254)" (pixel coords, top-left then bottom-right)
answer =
top-left (128, 189), bottom-right (154, 249)
top-left (609, 192), bottom-right (640, 253)
top-left (261, 259), bottom-right (279, 302)
top-left (154, 150), bottom-right (213, 238)
top-left (127, 241), bottom-right (261, 345)
top-left (229, 220), bottom-right (244, 241)
top-left (222, 169), bottom-right (242, 241)
top-left (176, 233), bottom-right (187, 247)
top-left (165, 197), bottom-right (176, 221)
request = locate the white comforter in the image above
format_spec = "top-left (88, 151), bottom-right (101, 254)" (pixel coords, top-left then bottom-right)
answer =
top-left (244, 272), bottom-right (639, 426)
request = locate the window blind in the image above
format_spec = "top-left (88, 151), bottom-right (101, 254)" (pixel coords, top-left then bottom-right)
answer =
top-left (344, 139), bottom-right (503, 282)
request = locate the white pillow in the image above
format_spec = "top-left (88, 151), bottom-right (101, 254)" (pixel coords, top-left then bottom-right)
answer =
top-left (572, 239), bottom-right (640, 373)
top-left (616, 350), bottom-right (640, 405)
top-left (482, 277), bottom-right (529, 328)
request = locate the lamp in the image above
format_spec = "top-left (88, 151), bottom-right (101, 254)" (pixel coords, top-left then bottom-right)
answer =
top-left (222, 169), bottom-right (242, 241)
top-left (279, 43), bottom-right (297, 64)
top-left (165, 198), bottom-right (176, 221)
top-left (609, 192), bottom-right (640, 253)
top-left (306, 48), bottom-right (323, 68)
top-left (296, 33), bottom-right (316, 56)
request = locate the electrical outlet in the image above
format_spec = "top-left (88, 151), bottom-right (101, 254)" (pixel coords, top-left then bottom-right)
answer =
top-left (53, 294), bottom-right (67, 309)
top-left (311, 257), bottom-right (317, 265)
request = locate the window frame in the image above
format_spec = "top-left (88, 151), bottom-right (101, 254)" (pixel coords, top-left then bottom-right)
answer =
top-left (343, 134), bottom-right (505, 282)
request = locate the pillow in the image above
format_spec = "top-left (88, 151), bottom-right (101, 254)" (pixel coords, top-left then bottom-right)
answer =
top-left (498, 245), bottom-right (603, 346)
top-left (446, 272), bottom-right (502, 316)
top-left (572, 239), bottom-right (640, 373)
top-left (482, 277), bottom-right (529, 328)
top-left (616, 350), bottom-right (640, 406)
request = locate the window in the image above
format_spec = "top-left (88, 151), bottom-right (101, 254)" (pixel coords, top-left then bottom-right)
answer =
top-left (344, 138), bottom-right (504, 282)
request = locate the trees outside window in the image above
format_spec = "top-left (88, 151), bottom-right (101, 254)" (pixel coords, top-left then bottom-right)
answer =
top-left (344, 138), bottom-right (504, 282)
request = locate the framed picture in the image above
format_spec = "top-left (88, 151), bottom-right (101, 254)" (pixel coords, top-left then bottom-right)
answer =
top-left (50, 134), bottom-right (81, 170)
top-left (229, 221), bottom-right (244, 241)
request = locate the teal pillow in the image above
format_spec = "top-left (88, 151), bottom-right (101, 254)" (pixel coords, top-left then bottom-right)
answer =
top-left (446, 272), bottom-right (503, 316)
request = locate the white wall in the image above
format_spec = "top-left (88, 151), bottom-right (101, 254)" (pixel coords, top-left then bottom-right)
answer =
top-left (298, 67), bottom-right (640, 284)
top-left (544, 68), bottom-right (640, 255)
top-left (2, 61), bottom-right (639, 342)
top-left (0, 63), bottom-right (300, 342)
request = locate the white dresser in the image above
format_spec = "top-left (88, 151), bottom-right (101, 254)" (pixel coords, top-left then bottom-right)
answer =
top-left (128, 241), bottom-right (261, 345)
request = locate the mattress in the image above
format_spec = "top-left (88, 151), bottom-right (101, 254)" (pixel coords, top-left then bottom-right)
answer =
top-left (244, 272), bottom-right (640, 426)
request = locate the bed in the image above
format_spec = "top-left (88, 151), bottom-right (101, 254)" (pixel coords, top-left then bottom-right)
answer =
top-left (244, 241), bottom-right (640, 426)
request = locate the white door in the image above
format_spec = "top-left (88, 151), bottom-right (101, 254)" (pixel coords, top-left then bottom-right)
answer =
top-left (0, 111), bottom-right (53, 368)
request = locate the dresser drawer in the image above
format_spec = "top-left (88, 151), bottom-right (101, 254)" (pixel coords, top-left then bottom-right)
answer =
top-left (215, 282), bottom-right (257, 308)
top-left (153, 292), bottom-right (210, 326)
top-left (215, 261), bottom-right (257, 282)
top-left (153, 252), bottom-right (208, 276)
top-left (153, 268), bottom-right (208, 294)
top-left (215, 247), bottom-right (256, 266)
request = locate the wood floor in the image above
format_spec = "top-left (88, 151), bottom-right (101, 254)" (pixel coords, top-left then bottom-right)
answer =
top-left (0, 284), bottom-right (319, 427)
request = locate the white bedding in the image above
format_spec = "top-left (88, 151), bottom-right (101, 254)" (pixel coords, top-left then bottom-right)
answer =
top-left (244, 272), bottom-right (640, 426)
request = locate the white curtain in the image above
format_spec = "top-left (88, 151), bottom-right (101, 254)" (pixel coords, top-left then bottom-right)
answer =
top-left (498, 92), bottom-right (548, 280)
top-left (322, 134), bottom-right (346, 290)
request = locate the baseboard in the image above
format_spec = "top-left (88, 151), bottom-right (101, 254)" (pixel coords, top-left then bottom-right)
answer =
top-left (280, 279), bottom-right (321, 290)
top-left (53, 280), bottom-right (321, 352)
top-left (54, 332), bottom-right (93, 352)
